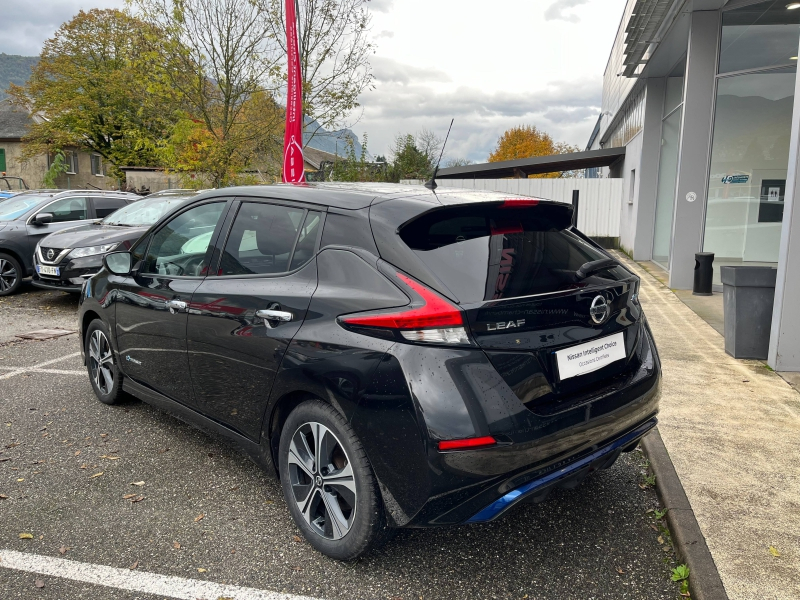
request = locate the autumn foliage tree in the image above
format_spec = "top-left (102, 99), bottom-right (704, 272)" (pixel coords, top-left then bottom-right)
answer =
top-left (8, 9), bottom-right (181, 176)
top-left (488, 125), bottom-right (581, 178)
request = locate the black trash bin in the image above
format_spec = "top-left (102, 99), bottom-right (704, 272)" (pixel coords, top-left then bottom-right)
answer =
top-left (693, 252), bottom-right (714, 296)
top-left (721, 266), bottom-right (777, 360)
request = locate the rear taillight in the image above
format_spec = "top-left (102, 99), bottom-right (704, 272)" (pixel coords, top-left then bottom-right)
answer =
top-left (340, 273), bottom-right (471, 345)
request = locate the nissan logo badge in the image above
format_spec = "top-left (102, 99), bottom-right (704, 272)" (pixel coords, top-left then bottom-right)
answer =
top-left (590, 295), bottom-right (610, 324)
top-left (46, 249), bottom-right (55, 261)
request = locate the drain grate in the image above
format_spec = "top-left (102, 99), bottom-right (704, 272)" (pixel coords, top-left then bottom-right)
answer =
top-left (15, 329), bottom-right (77, 341)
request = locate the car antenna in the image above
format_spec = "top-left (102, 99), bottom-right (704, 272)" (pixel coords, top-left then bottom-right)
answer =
top-left (424, 118), bottom-right (454, 191)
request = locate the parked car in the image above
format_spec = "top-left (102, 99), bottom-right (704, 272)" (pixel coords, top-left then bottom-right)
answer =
top-left (0, 190), bottom-right (140, 295)
top-left (32, 190), bottom-right (202, 293)
top-left (78, 183), bottom-right (661, 560)
top-left (0, 176), bottom-right (29, 199)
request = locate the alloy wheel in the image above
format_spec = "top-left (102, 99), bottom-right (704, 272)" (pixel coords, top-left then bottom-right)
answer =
top-left (0, 259), bottom-right (17, 293)
top-left (88, 329), bottom-right (115, 395)
top-left (287, 422), bottom-right (357, 540)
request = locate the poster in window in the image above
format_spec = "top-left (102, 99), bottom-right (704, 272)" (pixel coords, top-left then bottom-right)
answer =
top-left (758, 179), bottom-right (785, 223)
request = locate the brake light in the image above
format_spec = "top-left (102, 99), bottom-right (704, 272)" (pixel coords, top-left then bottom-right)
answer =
top-left (438, 436), bottom-right (497, 451)
top-left (340, 273), bottom-right (470, 345)
top-left (500, 198), bottom-right (539, 208)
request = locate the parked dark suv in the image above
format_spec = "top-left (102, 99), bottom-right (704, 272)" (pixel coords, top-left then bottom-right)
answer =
top-left (33, 190), bottom-right (202, 293)
top-left (0, 190), bottom-right (140, 295)
top-left (78, 183), bottom-right (660, 560)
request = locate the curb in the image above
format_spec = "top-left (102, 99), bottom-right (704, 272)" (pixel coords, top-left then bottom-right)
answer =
top-left (640, 428), bottom-right (729, 600)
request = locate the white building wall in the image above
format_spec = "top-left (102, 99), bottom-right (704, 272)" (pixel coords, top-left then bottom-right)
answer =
top-left (431, 178), bottom-right (624, 238)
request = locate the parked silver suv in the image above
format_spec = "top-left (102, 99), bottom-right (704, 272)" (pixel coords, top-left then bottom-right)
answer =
top-left (0, 190), bottom-right (140, 295)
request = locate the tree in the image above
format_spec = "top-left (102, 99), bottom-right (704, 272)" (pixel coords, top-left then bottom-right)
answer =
top-left (488, 124), bottom-right (581, 179)
top-left (444, 157), bottom-right (473, 168)
top-left (386, 129), bottom-right (442, 182)
top-left (261, 0), bottom-right (375, 143)
top-left (8, 9), bottom-right (181, 175)
top-left (131, 0), bottom-right (285, 187)
top-left (329, 133), bottom-right (384, 182)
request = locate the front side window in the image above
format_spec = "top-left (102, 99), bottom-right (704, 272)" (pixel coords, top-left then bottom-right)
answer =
top-left (143, 202), bottom-right (225, 276)
top-left (45, 196), bottom-right (88, 223)
top-left (93, 197), bottom-right (128, 219)
top-left (219, 202), bottom-right (305, 275)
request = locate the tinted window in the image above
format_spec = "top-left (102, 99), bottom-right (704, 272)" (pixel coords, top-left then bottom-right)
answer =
top-left (143, 202), bottom-right (225, 276)
top-left (93, 197), bottom-right (129, 218)
top-left (289, 211), bottom-right (322, 270)
top-left (400, 204), bottom-right (628, 303)
top-left (46, 197), bottom-right (88, 223)
top-left (219, 202), bottom-right (304, 275)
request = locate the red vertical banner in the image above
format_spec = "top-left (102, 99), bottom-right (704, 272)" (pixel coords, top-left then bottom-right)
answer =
top-left (282, 0), bottom-right (305, 183)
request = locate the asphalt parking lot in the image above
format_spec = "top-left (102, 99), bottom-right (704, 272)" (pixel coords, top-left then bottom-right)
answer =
top-left (1, 287), bottom-right (678, 600)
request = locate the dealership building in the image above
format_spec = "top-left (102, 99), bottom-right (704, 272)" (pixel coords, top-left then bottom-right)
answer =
top-left (581, 0), bottom-right (800, 372)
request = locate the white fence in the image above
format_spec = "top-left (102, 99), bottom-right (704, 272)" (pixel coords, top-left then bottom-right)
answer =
top-left (402, 178), bottom-right (624, 239)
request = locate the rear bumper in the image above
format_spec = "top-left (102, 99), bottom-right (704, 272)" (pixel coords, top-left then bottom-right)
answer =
top-left (467, 417), bottom-right (656, 523)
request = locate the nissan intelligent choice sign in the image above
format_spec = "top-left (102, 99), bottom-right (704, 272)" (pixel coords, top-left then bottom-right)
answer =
top-left (555, 332), bottom-right (626, 380)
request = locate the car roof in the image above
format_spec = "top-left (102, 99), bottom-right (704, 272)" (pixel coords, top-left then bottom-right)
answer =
top-left (196, 182), bottom-right (567, 210)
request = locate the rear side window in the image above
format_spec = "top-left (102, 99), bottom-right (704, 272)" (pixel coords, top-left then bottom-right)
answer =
top-left (399, 203), bottom-right (627, 303)
top-left (93, 196), bottom-right (128, 218)
top-left (46, 196), bottom-right (88, 223)
top-left (219, 202), bottom-right (304, 275)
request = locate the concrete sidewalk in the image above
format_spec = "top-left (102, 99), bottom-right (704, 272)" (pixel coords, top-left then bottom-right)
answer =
top-left (616, 253), bottom-right (800, 600)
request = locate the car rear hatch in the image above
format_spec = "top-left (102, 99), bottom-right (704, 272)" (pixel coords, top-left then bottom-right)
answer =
top-left (391, 197), bottom-right (644, 416)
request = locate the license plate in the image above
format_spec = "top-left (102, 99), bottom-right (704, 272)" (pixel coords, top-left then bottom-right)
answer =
top-left (37, 265), bottom-right (60, 276)
top-left (555, 332), bottom-right (626, 380)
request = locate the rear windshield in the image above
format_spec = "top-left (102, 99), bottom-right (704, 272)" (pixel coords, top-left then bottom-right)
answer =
top-left (399, 203), bottom-right (630, 303)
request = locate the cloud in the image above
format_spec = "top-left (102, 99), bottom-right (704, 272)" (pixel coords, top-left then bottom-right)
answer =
top-left (544, 0), bottom-right (590, 23)
top-left (366, 0), bottom-right (394, 14)
top-left (371, 56), bottom-right (451, 85)
top-left (0, 0), bottom-right (126, 56)
top-left (357, 77), bottom-right (602, 161)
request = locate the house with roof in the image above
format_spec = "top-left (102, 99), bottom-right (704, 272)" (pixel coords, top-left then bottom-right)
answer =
top-left (0, 99), bottom-right (116, 190)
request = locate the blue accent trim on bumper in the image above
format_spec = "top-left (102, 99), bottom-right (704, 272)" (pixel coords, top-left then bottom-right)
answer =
top-left (466, 419), bottom-right (658, 523)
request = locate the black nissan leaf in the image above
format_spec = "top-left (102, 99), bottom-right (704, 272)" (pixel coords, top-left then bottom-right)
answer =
top-left (78, 183), bottom-right (660, 560)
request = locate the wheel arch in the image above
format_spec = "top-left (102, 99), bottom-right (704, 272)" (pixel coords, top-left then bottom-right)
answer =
top-left (265, 389), bottom-right (323, 477)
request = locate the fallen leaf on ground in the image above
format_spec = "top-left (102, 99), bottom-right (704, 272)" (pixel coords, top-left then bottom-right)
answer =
top-left (79, 464), bottom-right (88, 469)
top-left (19, 533), bottom-right (33, 539)
top-left (0, 494), bottom-right (8, 500)
top-left (123, 494), bottom-right (136, 499)
top-left (100, 434), bottom-right (108, 438)
top-left (100, 455), bottom-right (120, 460)
top-left (158, 447), bottom-right (170, 453)
top-left (197, 568), bottom-right (207, 573)
top-left (769, 546), bottom-right (781, 557)
top-left (657, 535), bottom-right (664, 544)
top-left (173, 542), bottom-right (181, 550)
top-left (89, 472), bottom-right (104, 478)
top-left (35, 579), bottom-right (44, 588)
top-left (292, 566), bottom-right (303, 571)
top-left (616, 567), bottom-right (625, 574)
top-left (129, 561), bottom-right (138, 570)
top-left (74, 450), bottom-right (81, 456)
top-left (16, 478), bottom-right (23, 482)
top-left (293, 535), bottom-right (302, 542)
top-left (649, 524), bottom-right (659, 532)
top-left (130, 496), bottom-right (145, 503)
top-left (131, 481), bottom-right (145, 486)
top-left (194, 514), bottom-right (204, 522)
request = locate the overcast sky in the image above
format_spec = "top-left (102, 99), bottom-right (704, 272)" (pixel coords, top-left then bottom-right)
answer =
top-left (0, 0), bottom-right (626, 162)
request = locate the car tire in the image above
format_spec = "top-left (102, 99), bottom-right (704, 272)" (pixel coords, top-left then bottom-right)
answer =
top-left (278, 399), bottom-right (392, 561)
top-left (85, 319), bottom-right (123, 405)
top-left (0, 253), bottom-right (22, 296)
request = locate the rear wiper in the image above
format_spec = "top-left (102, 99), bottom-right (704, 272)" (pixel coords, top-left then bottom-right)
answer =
top-left (575, 258), bottom-right (619, 281)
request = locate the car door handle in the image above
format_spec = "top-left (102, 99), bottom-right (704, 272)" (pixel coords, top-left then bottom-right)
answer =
top-left (166, 299), bottom-right (187, 314)
top-left (256, 309), bottom-right (293, 322)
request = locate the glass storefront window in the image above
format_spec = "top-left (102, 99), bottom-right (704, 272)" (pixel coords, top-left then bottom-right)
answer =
top-left (704, 67), bottom-right (796, 282)
top-left (719, 0), bottom-right (800, 73)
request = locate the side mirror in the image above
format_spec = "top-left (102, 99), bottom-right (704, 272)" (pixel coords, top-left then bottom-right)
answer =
top-left (104, 251), bottom-right (133, 276)
top-left (33, 212), bottom-right (54, 226)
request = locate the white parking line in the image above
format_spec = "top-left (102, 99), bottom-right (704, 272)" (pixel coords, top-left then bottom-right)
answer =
top-left (0, 352), bottom-right (82, 381)
top-left (0, 550), bottom-right (321, 600)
